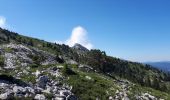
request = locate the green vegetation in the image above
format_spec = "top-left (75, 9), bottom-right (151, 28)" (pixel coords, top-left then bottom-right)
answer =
top-left (64, 67), bottom-right (170, 99)
top-left (78, 49), bottom-right (170, 92)
top-left (20, 75), bottom-right (36, 84)
top-left (28, 54), bottom-right (45, 66)
top-left (43, 93), bottom-right (53, 100)
top-left (66, 72), bottom-right (116, 100)
top-left (30, 64), bottom-right (39, 68)
top-left (1, 27), bottom-right (170, 98)
top-left (4, 47), bottom-right (13, 53)
top-left (0, 55), bottom-right (4, 67)
top-left (0, 74), bottom-right (27, 86)
top-left (62, 64), bottom-right (76, 76)
top-left (129, 84), bottom-right (170, 100)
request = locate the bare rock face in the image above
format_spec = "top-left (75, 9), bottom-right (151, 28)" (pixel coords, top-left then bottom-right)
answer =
top-left (66, 59), bottom-right (78, 65)
top-left (0, 68), bottom-right (77, 100)
top-left (136, 93), bottom-right (159, 100)
top-left (0, 93), bottom-right (11, 100)
top-left (0, 43), bottom-right (77, 99)
top-left (0, 43), bottom-right (58, 69)
top-left (73, 43), bottom-right (89, 52)
top-left (4, 53), bottom-right (17, 69)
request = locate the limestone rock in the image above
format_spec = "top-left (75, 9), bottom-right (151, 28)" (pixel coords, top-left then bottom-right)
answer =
top-left (34, 94), bottom-right (46, 100)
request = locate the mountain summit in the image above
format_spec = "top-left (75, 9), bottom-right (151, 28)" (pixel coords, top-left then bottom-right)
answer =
top-left (0, 28), bottom-right (170, 99)
top-left (73, 43), bottom-right (89, 52)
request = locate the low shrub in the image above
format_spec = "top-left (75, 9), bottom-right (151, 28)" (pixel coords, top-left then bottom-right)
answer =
top-left (0, 55), bottom-right (4, 67)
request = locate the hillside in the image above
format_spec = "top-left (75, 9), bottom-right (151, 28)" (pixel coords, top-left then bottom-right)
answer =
top-left (0, 27), bottom-right (170, 100)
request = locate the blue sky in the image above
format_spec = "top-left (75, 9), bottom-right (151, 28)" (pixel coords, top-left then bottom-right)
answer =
top-left (0, 0), bottom-right (170, 62)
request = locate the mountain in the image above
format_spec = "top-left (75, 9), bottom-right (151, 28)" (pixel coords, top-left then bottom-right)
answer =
top-left (72, 43), bottom-right (89, 55)
top-left (73, 43), bottom-right (89, 52)
top-left (145, 61), bottom-right (170, 72)
top-left (0, 27), bottom-right (170, 100)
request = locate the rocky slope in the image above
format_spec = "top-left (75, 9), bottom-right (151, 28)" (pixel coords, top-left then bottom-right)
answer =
top-left (0, 43), bottom-right (76, 100)
top-left (0, 28), bottom-right (170, 100)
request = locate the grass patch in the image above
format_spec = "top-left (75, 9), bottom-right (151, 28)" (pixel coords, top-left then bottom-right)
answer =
top-left (129, 84), bottom-right (170, 99)
top-left (20, 74), bottom-right (36, 84)
top-left (4, 47), bottom-right (13, 53)
top-left (65, 69), bottom-right (117, 100)
top-left (62, 64), bottom-right (76, 76)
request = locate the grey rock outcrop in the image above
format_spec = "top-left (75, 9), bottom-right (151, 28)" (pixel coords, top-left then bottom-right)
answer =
top-left (34, 94), bottom-right (46, 100)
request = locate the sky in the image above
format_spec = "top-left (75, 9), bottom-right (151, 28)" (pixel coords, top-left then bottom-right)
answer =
top-left (0, 0), bottom-right (170, 62)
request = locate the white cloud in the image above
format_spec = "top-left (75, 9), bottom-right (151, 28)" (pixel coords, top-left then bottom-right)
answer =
top-left (55, 26), bottom-right (93, 50)
top-left (66, 26), bottom-right (93, 49)
top-left (0, 16), bottom-right (6, 28)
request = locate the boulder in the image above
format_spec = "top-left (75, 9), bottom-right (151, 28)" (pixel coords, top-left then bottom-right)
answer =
top-left (122, 97), bottom-right (130, 100)
top-left (13, 86), bottom-right (25, 93)
top-left (59, 90), bottom-right (71, 97)
top-left (35, 70), bottom-right (41, 77)
top-left (0, 82), bottom-right (9, 88)
top-left (54, 96), bottom-right (65, 100)
top-left (0, 93), bottom-right (8, 100)
top-left (38, 75), bottom-right (49, 89)
top-left (25, 87), bottom-right (35, 94)
top-left (109, 96), bottom-right (113, 100)
top-left (66, 60), bottom-right (77, 65)
top-left (34, 87), bottom-right (43, 94)
top-left (13, 86), bottom-right (26, 98)
top-left (34, 94), bottom-right (46, 100)
top-left (0, 91), bottom-right (13, 100)
top-left (42, 85), bottom-right (51, 94)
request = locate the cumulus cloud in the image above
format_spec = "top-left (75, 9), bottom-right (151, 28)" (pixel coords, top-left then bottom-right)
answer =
top-left (55, 26), bottom-right (93, 50)
top-left (66, 26), bottom-right (93, 49)
top-left (0, 16), bottom-right (6, 28)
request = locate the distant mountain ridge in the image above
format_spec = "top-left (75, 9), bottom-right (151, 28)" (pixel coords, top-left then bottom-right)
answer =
top-left (145, 61), bottom-right (170, 72)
